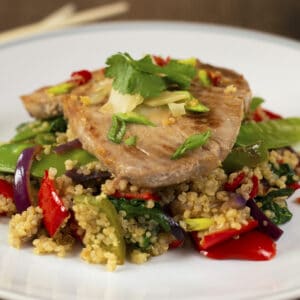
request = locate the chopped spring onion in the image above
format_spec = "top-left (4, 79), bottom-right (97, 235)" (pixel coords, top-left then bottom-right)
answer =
top-left (171, 130), bottom-right (211, 160)
top-left (250, 97), bottom-right (265, 112)
top-left (182, 218), bottom-right (213, 231)
top-left (198, 69), bottom-right (211, 87)
top-left (185, 98), bottom-right (210, 113)
top-left (168, 103), bottom-right (186, 117)
top-left (107, 115), bottom-right (126, 144)
top-left (124, 136), bottom-right (137, 146)
top-left (116, 112), bottom-right (155, 126)
top-left (178, 57), bottom-right (197, 67)
top-left (46, 82), bottom-right (75, 95)
top-left (144, 91), bottom-right (191, 107)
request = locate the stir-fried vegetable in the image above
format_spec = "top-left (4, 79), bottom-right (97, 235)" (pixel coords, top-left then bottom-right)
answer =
top-left (222, 142), bottom-right (268, 173)
top-left (38, 170), bottom-right (70, 237)
top-left (236, 118), bottom-right (300, 148)
top-left (14, 145), bottom-right (41, 213)
top-left (0, 143), bottom-right (97, 177)
top-left (116, 112), bottom-right (155, 126)
top-left (74, 194), bottom-right (126, 265)
top-left (171, 130), bottom-right (211, 160)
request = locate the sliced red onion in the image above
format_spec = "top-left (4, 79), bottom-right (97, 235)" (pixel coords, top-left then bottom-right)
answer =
top-left (228, 193), bottom-right (247, 209)
top-left (53, 139), bottom-right (82, 154)
top-left (65, 169), bottom-right (111, 188)
top-left (247, 199), bottom-right (283, 241)
top-left (14, 146), bottom-right (41, 213)
top-left (164, 214), bottom-right (185, 242)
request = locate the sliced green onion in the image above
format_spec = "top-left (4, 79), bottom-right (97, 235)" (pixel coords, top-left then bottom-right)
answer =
top-left (144, 91), bottom-right (191, 107)
top-left (178, 57), bottom-right (197, 67)
top-left (249, 97), bottom-right (265, 112)
top-left (171, 130), bottom-right (211, 160)
top-left (46, 82), bottom-right (75, 95)
top-left (107, 115), bottom-right (126, 144)
top-left (185, 99), bottom-right (210, 113)
top-left (124, 136), bottom-right (137, 146)
top-left (198, 69), bottom-right (211, 87)
top-left (116, 112), bottom-right (155, 126)
top-left (183, 218), bottom-right (213, 231)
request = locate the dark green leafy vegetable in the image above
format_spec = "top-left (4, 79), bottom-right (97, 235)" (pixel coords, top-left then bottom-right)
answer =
top-left (171, 130), bottom-right (211, 160)
top-left (249, 97), bottom-right (265, 112)
top-left (256, 188), bottom-right (294, 225)
top-left (271, 163), bottom-right (296, 185)
top-left (223, 142), bottom-right (268, 173)
top-left (105, 53), bottom-right (196, 98)
top-left (236, 118), bottom-right (300, 149)
top-left (108, 197), bottom-right (171, 232)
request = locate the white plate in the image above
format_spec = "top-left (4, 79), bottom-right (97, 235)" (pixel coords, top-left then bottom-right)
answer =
top-left (0, 22), bottom-right (300, 300)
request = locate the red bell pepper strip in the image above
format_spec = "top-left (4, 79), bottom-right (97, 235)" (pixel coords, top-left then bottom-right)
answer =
top-left (112, 191), bottom-right (160, 201)
top-left (153, 55), bottom-right (170, 67)
top-left (249, 175), bottom-right (259, 199)
top-left (263, 109), bottom-right (282, 120)
top-left (287, 182), bottom-right (300, 190)
top-left (224, 172), bottom-right (245, 192)
top-left (200, 230), bottom-right (276, 261)
top-left (191, 219), bottom-right (258, 250)
top-left (252, 108), bottom-right (282, 122)
top-left (0, 179), bottom-right (13, 199)
top-left (71, 70), bottom-right (92, 85)
top-left (38, 170), bottom-right (70, 237)
top-left (169, 239), bottom-right (184, 249)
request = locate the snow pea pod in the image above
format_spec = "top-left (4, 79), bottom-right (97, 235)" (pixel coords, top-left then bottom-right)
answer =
top-left (222, 142), bottom-right (268, 173)
top-left (0, 143), bottom-right (97, 177)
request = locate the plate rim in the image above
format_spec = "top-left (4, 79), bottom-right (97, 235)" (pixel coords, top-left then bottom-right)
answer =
top-left (0, 20), bottom-right (299, 51)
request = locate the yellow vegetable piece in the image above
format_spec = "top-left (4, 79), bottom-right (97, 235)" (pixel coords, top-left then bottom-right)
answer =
top-left (183, 218), bottom-right (213, 231)
top-left (178, 57), bottom-right (197, 67)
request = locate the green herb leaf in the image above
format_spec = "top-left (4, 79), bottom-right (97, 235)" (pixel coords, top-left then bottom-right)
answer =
top-left (124, 136), bottom-right (137, 146)
top-left (116, 112), bottom-right (155, 126)
top-left (250, 97), bottom-right (265, 112)
top-left (256, 188), bottom-right (294, 225)
top-left (171, 130), bottom-right (211, 160)
top-left (236, 118), bottom-right (300, 149)
top-left (107, 115), bottom-right (126, 144)
top-left (105, 53), bottom-right (196, 98)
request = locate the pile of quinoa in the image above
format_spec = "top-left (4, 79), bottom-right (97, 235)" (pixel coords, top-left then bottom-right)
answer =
top-left (2, 147), bottom-right (299, 271)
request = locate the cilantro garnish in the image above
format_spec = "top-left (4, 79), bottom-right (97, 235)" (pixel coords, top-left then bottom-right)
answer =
top-left (105, 53), bottom-right (196, 98)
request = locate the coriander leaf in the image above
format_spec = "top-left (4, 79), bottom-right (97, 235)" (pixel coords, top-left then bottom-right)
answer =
top-left (106, 53), bottom-right (166, 98)
top-left (171, 130), bottom-right (211, 160)
top-left (236, 118), bottom-right (300, 149)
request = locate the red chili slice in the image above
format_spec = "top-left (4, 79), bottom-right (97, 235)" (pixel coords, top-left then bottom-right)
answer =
top-left (113, 191), bottom-right (160, 201)
top-left (200, 230), bottom-right (276, 261)
top-left (0, 179), bottom-right (13, 199)
top-left (71, 70), bottom-right (92, 85)
top-left (38, 170), bottom-right (70, 237)
top-left (249, 175), bottom-right (259, 199)
top-left (287, 182), bottom-right (300, 190)
top-left (224, 172), bottom-right (246, 192)
top-left (153, 55), bottom-right (170, 67)
top-left (191, 219), bottom-right (258, 251)
top-left (207, 70), bottom-right (222, 86)
top-left (263, 109), bottom-right (282, 120)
